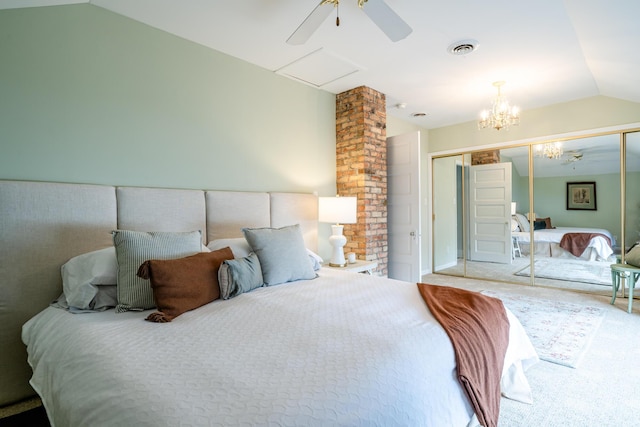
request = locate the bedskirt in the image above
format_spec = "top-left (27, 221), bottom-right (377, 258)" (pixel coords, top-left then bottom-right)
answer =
top-left (519, 242), bottom-right (605, 262)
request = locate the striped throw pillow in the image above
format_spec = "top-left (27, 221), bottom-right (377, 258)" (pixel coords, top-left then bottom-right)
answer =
top-left (113, 230), bottom-right (202, 313)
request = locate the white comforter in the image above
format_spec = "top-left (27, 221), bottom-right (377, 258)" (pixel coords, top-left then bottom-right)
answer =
top-left (23, 269), bottom-right (538, 427)
top-left (513, 226), bottom-right (614, 260)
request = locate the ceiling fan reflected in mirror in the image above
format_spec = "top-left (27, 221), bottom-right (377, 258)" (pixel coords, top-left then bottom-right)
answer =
top-left (286, 0), bottom-right (412, 45)
top-left (562, 151), bottom-right (584, 164)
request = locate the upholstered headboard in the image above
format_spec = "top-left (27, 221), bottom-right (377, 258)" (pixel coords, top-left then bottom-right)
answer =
top-left (0, 180), bottom-right (318, 408)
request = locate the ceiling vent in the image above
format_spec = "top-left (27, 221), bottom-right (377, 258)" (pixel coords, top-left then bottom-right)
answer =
top-left (447, 39), bottom-right (479, 56)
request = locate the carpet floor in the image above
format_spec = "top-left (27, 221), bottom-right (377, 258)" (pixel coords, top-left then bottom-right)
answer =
top-left (436, 256), bottom-right (616, 295)
top-left (483, 290), bottom-right (605, 368)
top-left (515, 258), bottom-right (612, 287)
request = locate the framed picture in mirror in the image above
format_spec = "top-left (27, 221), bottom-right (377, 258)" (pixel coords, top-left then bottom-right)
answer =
top-left (567, 181), bottom-right (597, 210)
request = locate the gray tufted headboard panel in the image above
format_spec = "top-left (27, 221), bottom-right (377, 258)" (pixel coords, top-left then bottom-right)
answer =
top-left (0, 180), bottom-right (317, 408)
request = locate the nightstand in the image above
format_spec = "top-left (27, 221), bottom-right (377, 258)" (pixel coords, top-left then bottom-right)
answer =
top-left (324, 260), bottom-right (378, 274)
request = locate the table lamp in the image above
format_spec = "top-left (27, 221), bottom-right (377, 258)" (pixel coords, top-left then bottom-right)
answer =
top-left (318, 195), bottom-right (357, 267)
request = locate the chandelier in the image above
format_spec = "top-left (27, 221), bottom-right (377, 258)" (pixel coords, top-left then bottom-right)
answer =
top-left (535, 142), bottom-right (564, 159)
top-left (478, 81), bottom-right (520, 131)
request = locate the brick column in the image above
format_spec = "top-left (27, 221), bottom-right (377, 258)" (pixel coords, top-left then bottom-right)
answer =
top-left (471, 150), bottom-right (500, 165)
top-left (335, 86), bottom-right (388, 276)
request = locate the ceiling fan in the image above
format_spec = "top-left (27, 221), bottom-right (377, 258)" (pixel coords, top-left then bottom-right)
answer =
top-left (287, 0), bottom-right (412, 45)
top-left (562, 151), bottom-right (583, 164)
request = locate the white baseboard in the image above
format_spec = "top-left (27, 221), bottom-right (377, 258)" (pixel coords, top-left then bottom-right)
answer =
top-left (434, 260), bottom-right (458, 271)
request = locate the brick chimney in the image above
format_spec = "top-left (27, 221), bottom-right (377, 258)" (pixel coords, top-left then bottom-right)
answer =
top-left (335, 86), bottom-right (388, 276)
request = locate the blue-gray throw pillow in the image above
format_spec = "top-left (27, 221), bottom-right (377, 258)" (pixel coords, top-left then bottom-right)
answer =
top-left (218, 253), bottom-right (264, 299)
top-left (242, 224), bottom-right (316, 286)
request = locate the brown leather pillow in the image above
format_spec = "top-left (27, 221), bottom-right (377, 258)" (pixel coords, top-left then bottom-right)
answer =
top-left (137, 247), bottom-right (233, 322)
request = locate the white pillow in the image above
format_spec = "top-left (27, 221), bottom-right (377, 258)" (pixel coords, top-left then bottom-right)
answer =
top-left (510, 218), bottom-right (520, 232)
top-left (57, 244), bottom-right (210, 313)
top-left (307, 248), bottom-right (323, 271)
top-left (60, 247), bottom-right (118, 311)
top-left (207, 238), bottom-right (252, 258)
top-left (514, 213), bottom-right (530, 232)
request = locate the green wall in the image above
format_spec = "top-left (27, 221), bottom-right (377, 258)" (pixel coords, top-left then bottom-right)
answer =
top-left (0, 4), bottom-right (336, 195)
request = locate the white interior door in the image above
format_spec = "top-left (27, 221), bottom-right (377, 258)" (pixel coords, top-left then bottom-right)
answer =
top-left (468, 162), bottom-right (512, 263)
top-left (387, 131), bottom-right (420, 281)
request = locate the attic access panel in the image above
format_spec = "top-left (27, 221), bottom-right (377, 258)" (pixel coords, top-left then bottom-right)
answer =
top-left (275, 48), bottom-right (362, 88)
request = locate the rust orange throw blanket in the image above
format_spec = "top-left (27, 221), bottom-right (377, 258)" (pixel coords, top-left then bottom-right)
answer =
top-left (560, 232), bottom-right (611, 257)
top-left (417, 283), bottom-right (509, 427)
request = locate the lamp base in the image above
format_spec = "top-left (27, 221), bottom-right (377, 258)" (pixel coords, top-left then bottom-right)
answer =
top-left (328, 224), bottom-right (347, 267)
top-left (328, 262), bottom-right (348, 268)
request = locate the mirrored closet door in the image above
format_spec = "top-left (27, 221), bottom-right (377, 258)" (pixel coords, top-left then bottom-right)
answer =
top-left (624, 131), bottom-right (640, 255)
top-left (432, 147), bottom-right (532, 285)
top-left (431, 128), bottom-right (636, 295)
top-left (432, 154), bottom-right (466, 277)
top-left (529, 134), bottom-right (620, 295)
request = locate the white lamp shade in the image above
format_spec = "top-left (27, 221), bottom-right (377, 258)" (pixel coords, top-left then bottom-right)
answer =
top-left (510, 202), bottom-right (517, 215)
top-left (318, 196), bottom-right (357, 224)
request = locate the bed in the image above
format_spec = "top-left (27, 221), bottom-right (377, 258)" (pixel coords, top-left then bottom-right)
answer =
top-left (511, 213), bottom-right (615, 261)
top-left (1, 180), bottom-right (538, 426)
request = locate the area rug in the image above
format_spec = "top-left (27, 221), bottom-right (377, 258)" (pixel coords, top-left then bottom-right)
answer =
top-left (515, 258), bottom-right (612, 286)
top-left (483, 290), bottom-right (605, 368)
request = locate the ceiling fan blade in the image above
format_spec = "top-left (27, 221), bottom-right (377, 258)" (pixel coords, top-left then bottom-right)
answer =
top-left (286, 2), bottom-right (334, 45)
top-left (362, 0), bottom-right (412, 42)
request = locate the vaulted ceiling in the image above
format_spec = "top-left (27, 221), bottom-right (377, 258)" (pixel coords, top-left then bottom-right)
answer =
top-left (3, 0), bottom-right (640, 129)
